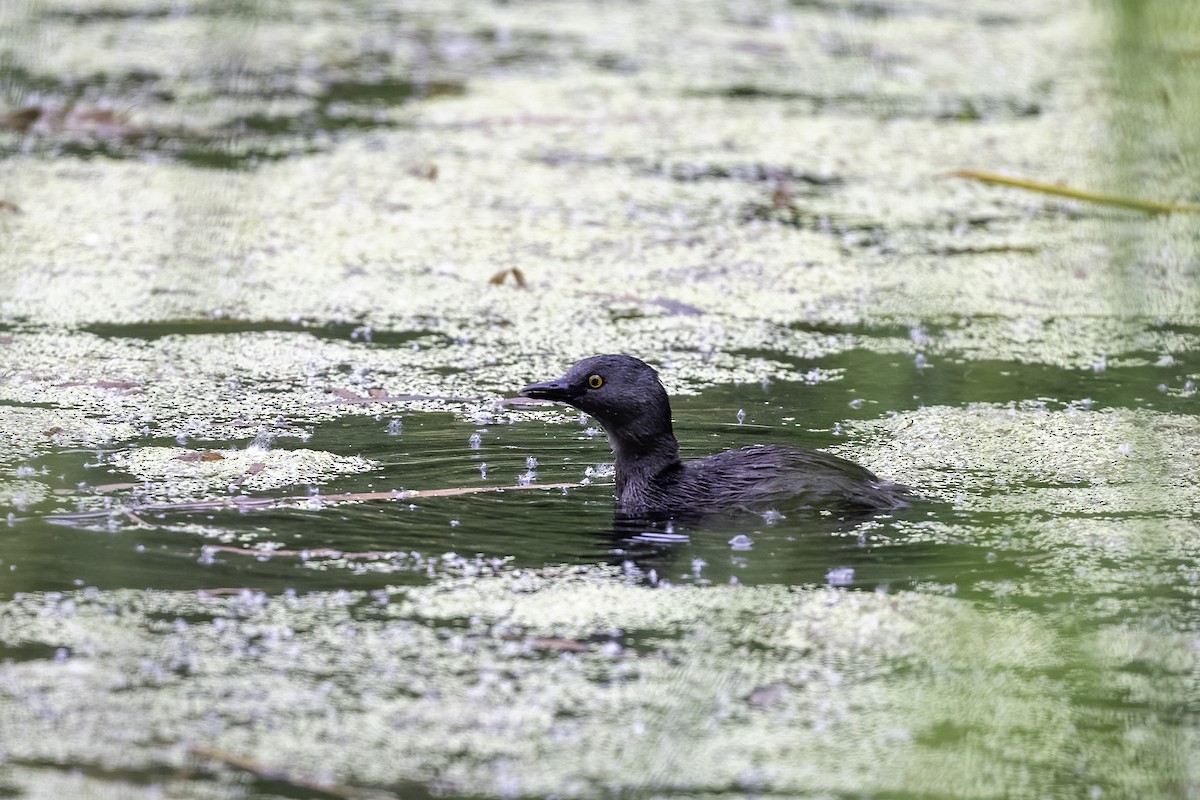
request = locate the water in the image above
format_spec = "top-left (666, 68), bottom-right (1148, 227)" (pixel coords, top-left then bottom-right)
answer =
top-left (3, 334), bottom-right (1197, 800)
top-left (2, 0), bottom-right (1199, 797)
top-left (8, 343), bottom-right (1193, 596)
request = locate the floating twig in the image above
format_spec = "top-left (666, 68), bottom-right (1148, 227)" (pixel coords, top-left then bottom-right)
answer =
top-left (45, 481), bottom-right (586, 524)
top-left (204, 544), bottom-right (406, 560)
top-left (188, 746), bottom-right (370, 800)
top-left (123, 509), bottom-right (157, 529)
top-left (952, 169), bottom-right (1200, 215)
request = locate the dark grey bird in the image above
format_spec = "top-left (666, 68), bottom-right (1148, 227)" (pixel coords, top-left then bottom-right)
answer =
top-left (519, 354), bottom-right (915, 519)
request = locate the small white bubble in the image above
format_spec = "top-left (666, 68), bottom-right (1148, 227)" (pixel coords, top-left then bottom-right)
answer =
top-left (848, 398), bottom-right (864, 410)
top-left (1118, 443), bottom-right (1132, 456)
top-left (525, 456), bottom-right (538, 469)
top-left (728, 534), bottom-right (753, 551)
top-left (914, 353), bottom-right (927, 369)
top-left (468, 432), bottom-right (482, 449)
top-left (386, 419), bottom-right (403, 436)
top-left (479, 462), bottom-right (488, 478)
top-left (736, 408), bottom-right (746, 425)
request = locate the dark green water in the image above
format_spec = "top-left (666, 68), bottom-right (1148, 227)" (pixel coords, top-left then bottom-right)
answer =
top-left (7, 341), bottom-right (1194, 599)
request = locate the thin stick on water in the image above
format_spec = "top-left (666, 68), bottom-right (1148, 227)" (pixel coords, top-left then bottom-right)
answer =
top-left (951, 169), bottom-right (1200, 215)
top-left (188, 746), bottom-right (375, 800)
top-left (44, 481), bottom-right (586, 525)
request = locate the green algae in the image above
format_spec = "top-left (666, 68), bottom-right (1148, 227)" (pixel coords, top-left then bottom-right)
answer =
top-left (0, 562), bottom-right (1191, 797)
top-left (110, 445), bottom-right (376, 500)
top-left (0, 0), bottom-right (1195, 357)
top-left (0, 0), bottom-right (1198, 797)
top-left (0, 479), bottom-right (49, 511)
top-left (0, 567), bottom-right (1148, 799)
top-left (848, 403), bottom-right (1200, 514)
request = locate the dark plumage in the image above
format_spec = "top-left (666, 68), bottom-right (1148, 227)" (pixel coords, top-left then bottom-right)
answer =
top-left (519, 354), bottom-right (915, 518)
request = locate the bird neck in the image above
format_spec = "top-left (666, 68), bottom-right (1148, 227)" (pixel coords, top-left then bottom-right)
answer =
top-left (608, 425), bottom-right (681, 500)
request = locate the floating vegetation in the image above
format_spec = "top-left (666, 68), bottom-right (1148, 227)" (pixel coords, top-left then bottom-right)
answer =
top-left (0, 1), bottom-right (1198, 798)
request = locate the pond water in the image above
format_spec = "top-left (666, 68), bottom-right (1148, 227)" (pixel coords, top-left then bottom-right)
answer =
top-left (3, 329), bottom-right (1197, 797)
top-left (1, 0), bottom-right (1199, 798)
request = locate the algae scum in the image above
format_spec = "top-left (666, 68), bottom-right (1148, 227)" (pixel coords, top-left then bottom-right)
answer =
top-left (1, 0), bottom-right (1199, 798)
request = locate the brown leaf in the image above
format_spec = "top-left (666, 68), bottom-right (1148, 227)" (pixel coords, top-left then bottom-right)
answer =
top-left (771, 184), bottom-right (793, 208)
top-left (0, 200), bottom-right (20, 214)
top-left (366, 387), bottom-right (388, 398)
top-left (175, 450), bottom-right (225, 462)
top-left (328, 387), bottom-right (366, 401)
top-left (406, 163), bottom-right (438, 180)
top-left (488, 267), bottom-right (527, 288)
top-left (1, 107), bottom-right (41, 132)
top-left (43, 427), bottom-right (64, 436)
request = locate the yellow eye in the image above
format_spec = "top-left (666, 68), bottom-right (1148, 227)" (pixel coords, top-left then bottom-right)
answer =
top-left (587, 374), bottom-right (604, 389)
